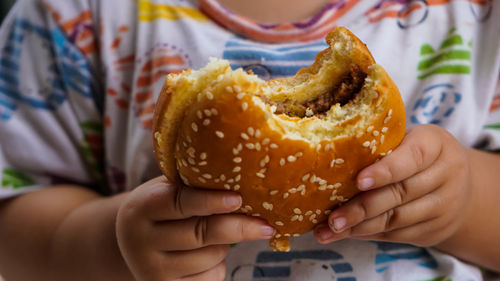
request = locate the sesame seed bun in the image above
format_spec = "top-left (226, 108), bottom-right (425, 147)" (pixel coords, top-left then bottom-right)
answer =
top-left (153, 27), bottom-right (406, 251)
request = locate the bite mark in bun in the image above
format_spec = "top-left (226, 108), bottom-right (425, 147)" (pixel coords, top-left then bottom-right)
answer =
top-left (153, 27), bottom-right (406, 251)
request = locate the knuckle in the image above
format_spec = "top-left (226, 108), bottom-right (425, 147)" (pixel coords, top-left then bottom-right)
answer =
top-left (383, 208), bottom-right (396, 231)
top-left (174, 185), bottom-right (187, 217)
top-left (409, 142), bottom-right (425, 171)
top-left (214, 261), bottom-right (227, 281)
top-left (389, 182), bottom-right (407, 205)
top-left (355, 197), bottom-right (370, 220)
top-left (194, 216), bottom-right (209, 246)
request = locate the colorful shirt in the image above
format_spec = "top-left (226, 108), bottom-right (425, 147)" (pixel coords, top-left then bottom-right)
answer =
top-left (0, 0), bottom-right (499, 280)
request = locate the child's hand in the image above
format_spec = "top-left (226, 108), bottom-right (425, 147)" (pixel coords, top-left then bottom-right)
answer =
top-left (116, 176), bottom-right (275, 281)
top-left (314, 124), bottom-right (471, 247)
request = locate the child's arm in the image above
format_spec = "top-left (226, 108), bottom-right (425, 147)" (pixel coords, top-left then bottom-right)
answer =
top-left (0, 177), bottom-right (274, 281)
top-left (314, 124), bottom-right (500, 271)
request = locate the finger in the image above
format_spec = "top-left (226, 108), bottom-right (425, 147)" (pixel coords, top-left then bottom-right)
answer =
top-left (182, 260), bottom-right (226, 281)
top-left (129, 177), bottom-right (242, 220)
top-left (357, 125), bottom-right (443, 191)
top-left (328, 163), bottom-right (445, 232)
top-left (151, 214), bottom-right (275, 251)
top-left (348, 192), bottom-right (442, 236)
top-left (165, 245), bottom-right (229, 279)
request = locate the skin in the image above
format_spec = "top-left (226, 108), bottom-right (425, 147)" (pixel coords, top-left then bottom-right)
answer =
top-left (1, 1), bottom-right (499, 280)
top-left (314, 125), bottom-right (500, 272)
top-left (0, 177), bottom-right (274, 281)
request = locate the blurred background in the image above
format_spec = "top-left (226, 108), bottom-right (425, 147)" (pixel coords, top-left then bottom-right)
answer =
top-left (0, 0), bottom-right (16, 24)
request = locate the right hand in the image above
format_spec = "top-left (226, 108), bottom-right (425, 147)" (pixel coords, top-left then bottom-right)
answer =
top-left (116, 176), bottom-right (275, 281)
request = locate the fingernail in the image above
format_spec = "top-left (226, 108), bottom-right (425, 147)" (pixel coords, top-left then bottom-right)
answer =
top-left (319, 227), bottom-right (334, 241)
top-left (261, 225), bottom-right (275, 237)
top-left (358, 177), bottom-right (374, 190)
top-left (224, 195), bottom-right (241, 209)
top-left (332, 217), bottom-right (347, 232)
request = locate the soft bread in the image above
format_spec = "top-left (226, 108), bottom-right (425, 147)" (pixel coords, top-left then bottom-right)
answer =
top-left (153, 27), bottom-right (406, 251)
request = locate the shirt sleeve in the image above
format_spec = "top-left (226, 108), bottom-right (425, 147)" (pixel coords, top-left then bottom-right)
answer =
top-left (0, 0), bottom-right (105, 199)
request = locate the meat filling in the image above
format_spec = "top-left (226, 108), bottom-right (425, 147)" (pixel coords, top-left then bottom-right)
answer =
top-left (262, 64), bottom-right (367, 118)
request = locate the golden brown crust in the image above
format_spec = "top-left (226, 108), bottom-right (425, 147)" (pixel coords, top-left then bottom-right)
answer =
top-left (153, 27), bottom-right (406, 251)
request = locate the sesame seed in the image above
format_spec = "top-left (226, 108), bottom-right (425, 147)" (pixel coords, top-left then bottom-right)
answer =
top-left (216, 131), bottom-right (224, 139)
top-left (252, 213), bottom-right (260, 217)
top-left (233, 85), bottom-right (242, 92)
top-left (198, 161), bottom-right (207, 166)
top-left (367, 126), bottom-right (374, 133)
top-left (225, 86), bottom-right (233, 93)
top-left (305, 210), bottom-right (313, 216)
top-left (302, 174), bottom-right (310, 181)
top-left (236, 92), bottom-right (245, 100)
top-left (373, 130), bottom-right (380, 137)
top-left (188, 158), bottom-right (196, 165)
top-left (200, 152), bottom-right (207, 160)
top-left (310, 214), bottom-right (317, 220)
top-left (263, 202), bottom-right (273, 211)
top-left (198, 177), bottom-right (207, 183)
top-left (327, 185), bottom-right (334, 189)
top-left (270, 143), bottom-right (278, 149)
top-left (289, 188), bottom-right (297, 194)
top-left (202, 174), bottom-right (212, 179)
top-left (275, 221), bottom-right (284, 226)
top-left (284, 233), bottom-right (291, 237)
top-left (388, 149), bottom-right (392, 155)
top-left (191, 167), bottom-right (200, 173)
top-left (206, 91), bottom-right (214, 100)
top-left (235, 174), bottom-right (241, 182)
top-left (270, 105), bottom-right (277, 113)
top-left (363, 141), bottom-right (371, 147)
top-left (297, 184), bottom-right (305, 191)
top-left (214, 179), bottom-right (220, 183)
top-left (295, 152), bottom-right (303, 157)
top-left (298, 215), bottom-right (304, 221)
top-left (280, 158), bottom-right (286, 166)
top-left (183, 141), bottom-right (188, 148)
top-left (262, 138), bottom-right (270, 145)
top-left (319, 179), bottom-right (327, 185)
top-left (196, 110), bottom-right (203, 119)
top-left (264, 155), bottom-right (270, 163)
top-left (247, 127), bottom-right (255, 136)
top-left (187, 147), bottom-right (196, 157)
top-left (234, 184), bottom-right (240, 191)
top-left (211, 108), bottom-right (218, 115)
top-left (384, 116), bottom-right (391, 124)
top-left (330, 159), bottom-right (336, 168)
top-left (291, 215), bottom-right (299, 222)
top-left (232, 166), bottom-right (241, 172)
top-left (316, 144), bottom-right (322, 152)
top-left (240, 207), bottom-right (248, 213)
top-left (310, 175), bottom-right (317, 183)
top-left (241, 133), bottom-right (249, 140)
top-left (203, 119), bottom-right (211, 126)
top-left (293, 233), bottom-right (300, 237)
top-left (315, 209), bottom-right (321, 215)
top-left (287, 155), bottom-right (297, 162)
top-left (232, 148), bottom-right (239, 155)
top-left (233, 157), bottom-right (242, 163)
top-left (191, 123), bottom-right (198, 132)
top-left (255, 129), bottom-right (261, 138)
top-left (224, 184), bottom-right (230, 190)
top-left (381, 135), bottom-right (385, 144)
top-left (270, 190), bottom-right (279, 195)
top-left (181, 159), bottom-right (188, 167)
top-left (203, 109), bottom-right (212, 116)
top-left (325, 144), bottom-right (331, 151)
top-left (312, 219), bottom-right (318, 224)
top-left (275, 234), bottom-right (282, 238)
top-left (260, 160), bottom-right (266, 167)
top-left (333, 183), bottom-right (342, 188)
top-left (220, 174), bottom-right (226, 181)
top-left (293, 208), bottom-right (302, 214)
top-left (245, 143), bottom-right (255, 149)
top-left (259, 168), bottom-right (266, 174)
top-left (324, 210), bottom-right (332, 215)
top-left (256, 173), bottom-right (265, 178)
top-left (242, 102), bottom-right (248, 111)
top-left (319, 185), bottom-right (327, 191)
top-left (186, 135), bottom-right (192, 143)
top-left (228, 179), bottom-right (234, 183)
top-left (371, 146), bottom-right (377, 154)
top-left (335, 158), bottom-right (344, 164)
top-left (237, 143), bottom-right (243, 151)
top-left (381, 127), bottom-right (388, 133)
top-left (283, 192), bottom-right (289, 199)
top-left (388, 109), bottom-right (393, 116)
top-left (255, 143), bottom-right (261, 151)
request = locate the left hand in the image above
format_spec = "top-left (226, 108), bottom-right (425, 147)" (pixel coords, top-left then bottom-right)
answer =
top-left (314, 124), bottom-right (472, 247)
